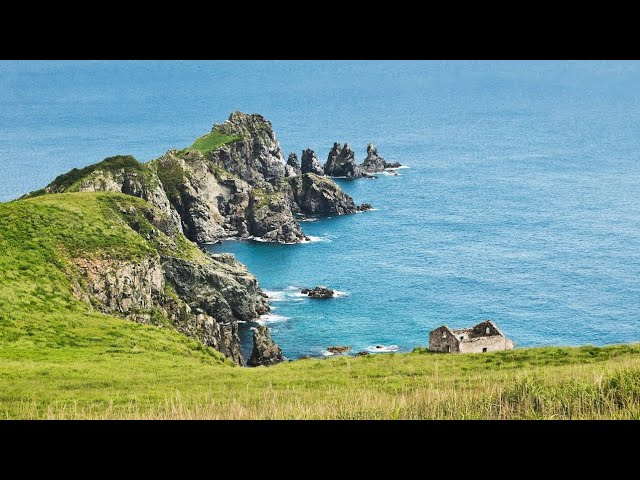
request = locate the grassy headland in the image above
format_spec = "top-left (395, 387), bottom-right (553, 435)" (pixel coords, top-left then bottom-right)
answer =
top-left (2, 193), bottom-right (640, 419)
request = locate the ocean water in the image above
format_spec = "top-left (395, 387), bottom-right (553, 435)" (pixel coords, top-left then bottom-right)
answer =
top-left (2, 60), bottom-right (640, 359)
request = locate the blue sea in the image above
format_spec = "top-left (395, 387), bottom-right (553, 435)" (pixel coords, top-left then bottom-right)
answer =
top-left (2, 60), bottom-right (640, 359)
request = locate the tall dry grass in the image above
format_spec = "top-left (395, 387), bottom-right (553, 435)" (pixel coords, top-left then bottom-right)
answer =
top-left (9, 362), bottom-right (640, 420)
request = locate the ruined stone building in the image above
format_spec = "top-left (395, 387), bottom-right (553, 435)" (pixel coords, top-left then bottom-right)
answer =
top-left (429, 320), bottom-right (514, 354)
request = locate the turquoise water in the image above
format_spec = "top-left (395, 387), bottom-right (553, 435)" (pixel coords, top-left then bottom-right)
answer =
top-left (2, 60), bottom-right (640, 358)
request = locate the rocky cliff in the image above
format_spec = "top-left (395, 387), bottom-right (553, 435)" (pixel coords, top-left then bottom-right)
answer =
top-left (288, 173), bottom-right (358, 215)
top-left (70, 195), bottom-right (268, 365)
top-left (23, 111), bottom-right (395, 366)
top-left (31, 112), bottom-right (379, 245)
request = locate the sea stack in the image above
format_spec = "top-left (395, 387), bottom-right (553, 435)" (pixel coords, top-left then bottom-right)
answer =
top-left (285, 152), bottom-right (302, 177)
top-left (301, 149), bottom-right (325, 176)
top-left (247, 324), bottom-right (285, 367)
top-left (324, 143), bottom-right (362, 178)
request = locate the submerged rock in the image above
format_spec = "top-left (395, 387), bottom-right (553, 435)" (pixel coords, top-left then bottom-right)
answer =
top-left (357, 203), bottom-right (373, 211)
top-left (300, 149), bottom-right (325, 176)
top-left (247, 324), bottom-right (285, 367)
top-left (301, 286), bottom-right (335, 299)
top-left (324, 143), bottom-right (362, 178)
top-left (327, 346), bottom-right (351, 354)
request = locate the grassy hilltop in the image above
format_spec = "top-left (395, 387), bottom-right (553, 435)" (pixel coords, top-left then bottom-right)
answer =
top-left (1, 193), bottom-right (640, 419)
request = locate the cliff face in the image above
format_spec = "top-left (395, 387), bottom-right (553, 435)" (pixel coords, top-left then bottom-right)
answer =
top-left (206, 112), bottom-right (286, 185)
top-left (288, 173), bottom-right (358, 215)
top-left (69, 196), bottom-right (268, 365)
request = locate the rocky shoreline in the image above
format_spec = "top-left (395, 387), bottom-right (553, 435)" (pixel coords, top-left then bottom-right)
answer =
top-left (23, 111), bottom-right (401, 367)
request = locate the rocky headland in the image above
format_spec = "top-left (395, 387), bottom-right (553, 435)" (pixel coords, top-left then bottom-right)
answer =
top-left (22, 111), bottom-right (401, 366)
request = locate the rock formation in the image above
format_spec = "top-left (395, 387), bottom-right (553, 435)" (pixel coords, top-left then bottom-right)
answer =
top-left (360, 144), bottom-right (402, 172)
top-left (285, 152), bottom-right (302, 177)
top-left (32, 113), bottom-right (376, 245)
top-left (247, 324), bottom-right (285, 367)
top-left (327, 346), bottom-right (351, 354)
top-left (206, 111), bottom-right (286, 185)
top-left (324, 143), bottom-right (362, 178)
top-left (247, 186), bottom-right (308, 243)
top-left (301, 286), bottom-right (335, 299)
top-left (360, 144), bottom-right (386, 173)
top-left (301, 149), bottom-right (325, 176)
top-left (288, 174), bottom-right (358, 215)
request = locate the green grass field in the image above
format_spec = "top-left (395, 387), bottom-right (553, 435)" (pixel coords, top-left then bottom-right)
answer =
top-left (2, 193), bottom-right (640, 419)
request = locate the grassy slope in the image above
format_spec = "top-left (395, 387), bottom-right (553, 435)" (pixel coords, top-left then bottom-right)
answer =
top-left (188, 131), bottom-right (242, 154)
top-left (23, 155), bottom-right (152, 198)
top-left (3, 195), bottom-right (640, 419)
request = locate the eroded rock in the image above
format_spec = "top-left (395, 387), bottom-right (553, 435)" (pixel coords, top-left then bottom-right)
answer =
top-left (301, 149), bottom-right (325, 176)
top-left (247, 324), bottom-right (285, 367)
top-left (324, 143), bottom-right (362, 178)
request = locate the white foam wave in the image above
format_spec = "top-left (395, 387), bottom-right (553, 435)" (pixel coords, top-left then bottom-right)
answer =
top-left (385, 165), bottom-right (409, 170)
top-left (258, 313), bottom-right (290, 323)
top-left (379, 170), bottom-right (403, 176)
top-left (355, 208), bottom-right (379, 213)
top-left (298, 217), bottom-right (319, 223)
top-left (365, 344), bottom-right (400, 353)
top-left (321, 350), bottom-right (335, 356)
top-left (248, 236), bottom-right (299, 245)
top-left (305, 235), bottom-right (332, 243)
top-left (333, 290), bottom-right (349, 297)
top-left (263, 290), bottom-right (286, 301)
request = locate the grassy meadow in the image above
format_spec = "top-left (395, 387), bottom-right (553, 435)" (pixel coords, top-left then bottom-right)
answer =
top-left (2, 193), bottom-right (640, 419)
